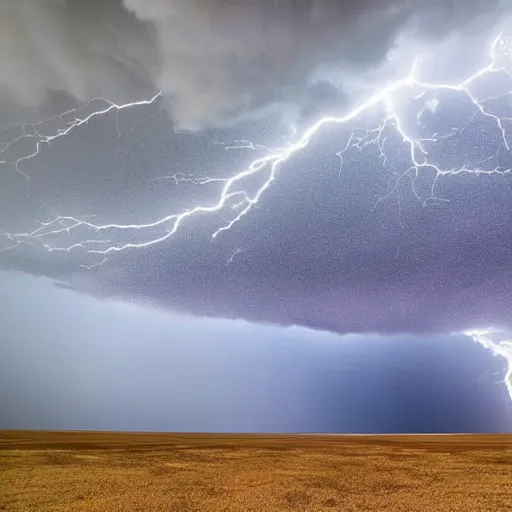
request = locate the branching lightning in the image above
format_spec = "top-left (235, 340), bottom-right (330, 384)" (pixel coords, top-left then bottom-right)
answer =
top-left (0, 92), bottom-right (163, 181)
top-left (1, 34), bottom-right (512, 401)
top-left (465, 329), bottom-right (512, 402)
top-left (2, 35), bottom-right (511, 257)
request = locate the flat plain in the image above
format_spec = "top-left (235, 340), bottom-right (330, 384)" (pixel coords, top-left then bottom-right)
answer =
top-left (1, 430), bottom-right (511, 511)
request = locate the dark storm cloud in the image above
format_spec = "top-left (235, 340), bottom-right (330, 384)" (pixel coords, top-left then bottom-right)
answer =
top-left (3, 90), bottom-right (511, 337)
top-left (1, 0), bottom-right (512, 338)
top-left (92, 165), bottom-right (512, 336)
top-left (0, 0), bottom-right (508, 128)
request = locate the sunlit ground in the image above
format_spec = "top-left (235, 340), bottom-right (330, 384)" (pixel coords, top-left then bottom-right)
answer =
top-left (1, 431), bottom-right (511, 511)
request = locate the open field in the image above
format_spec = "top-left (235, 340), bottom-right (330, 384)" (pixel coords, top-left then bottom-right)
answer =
top-left (1, 431), bottom-right (511, 511)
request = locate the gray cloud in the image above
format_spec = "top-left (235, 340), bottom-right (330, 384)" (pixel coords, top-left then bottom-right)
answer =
top-left (1, 0), bottom-right (511, 340)
top-left (0, 0), bottom-right (507, 128)
top-left (2, 88), bottom-right (511, 337)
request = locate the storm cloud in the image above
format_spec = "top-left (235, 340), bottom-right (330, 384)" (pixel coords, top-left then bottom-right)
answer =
top-left (0, 0), bottom-right (511, 339)
top-left (0, 0), bottom-right (508, 128)
top-left (70, 157), bottom-right (512, 336)
top-left (2, 87), bottom-right (512, 337)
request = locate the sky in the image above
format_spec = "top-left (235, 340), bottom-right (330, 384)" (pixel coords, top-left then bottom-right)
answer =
top-left (1, 271), bottom-right (511, 433)
top-left (1, 0), bottom-right (512, 433)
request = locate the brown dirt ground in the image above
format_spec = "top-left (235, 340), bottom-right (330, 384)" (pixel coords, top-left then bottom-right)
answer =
top-left (1, 431), bottom-right (511, 511)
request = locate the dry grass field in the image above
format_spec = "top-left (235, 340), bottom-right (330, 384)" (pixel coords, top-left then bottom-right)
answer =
top-left (1, 431), bottom-right (511, 511)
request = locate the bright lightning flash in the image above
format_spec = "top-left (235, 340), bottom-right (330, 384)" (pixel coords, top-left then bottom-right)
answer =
top-left (1, 35), bottom-right (512, 401)
top-left (2, 35), bottom-right (511, 257)
top-left (465, 329), bottom-right (512, 402)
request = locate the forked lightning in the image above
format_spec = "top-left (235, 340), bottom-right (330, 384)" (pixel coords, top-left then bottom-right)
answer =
top-left (1, 34), bottom-right (511, 400)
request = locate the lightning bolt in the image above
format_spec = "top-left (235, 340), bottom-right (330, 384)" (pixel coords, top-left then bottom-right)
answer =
top-left (2, 34), bottom-right (511, 260)
top-left (0, 92), bottom-right (163, 181)
top-left (226, 247), bottom-right (245, 265)
top-left (465, 329), bottom-right (512, 402)
top-left (1, 33), bottom-right (512, 402)
top-left (151, 172), bottom-right (228, 187)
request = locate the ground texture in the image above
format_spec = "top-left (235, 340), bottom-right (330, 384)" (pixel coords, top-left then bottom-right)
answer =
top-left (1, 431), bottom-right (511, 511)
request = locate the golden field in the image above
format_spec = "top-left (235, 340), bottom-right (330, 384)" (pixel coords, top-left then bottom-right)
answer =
top-left (1, 431), bottom-right (511, 511)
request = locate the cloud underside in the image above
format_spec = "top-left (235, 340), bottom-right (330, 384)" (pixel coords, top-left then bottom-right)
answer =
top-left (1, 0), bottom-right (511, 337)
top-left (0, 0), bottom-right (506, 128)
top-left (100, 197), bottom-right (512, 335)
top-left (6, 163), bottom-right (512, 337)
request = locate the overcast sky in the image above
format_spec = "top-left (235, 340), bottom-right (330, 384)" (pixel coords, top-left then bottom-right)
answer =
top-left (1, 0), bottom-right (511, 433)
top-left (2, 271), bottom-right (511, 433)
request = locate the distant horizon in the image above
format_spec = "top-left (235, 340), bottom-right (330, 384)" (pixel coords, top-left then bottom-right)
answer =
top-left (3, 429), bottom-right (511, 436)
